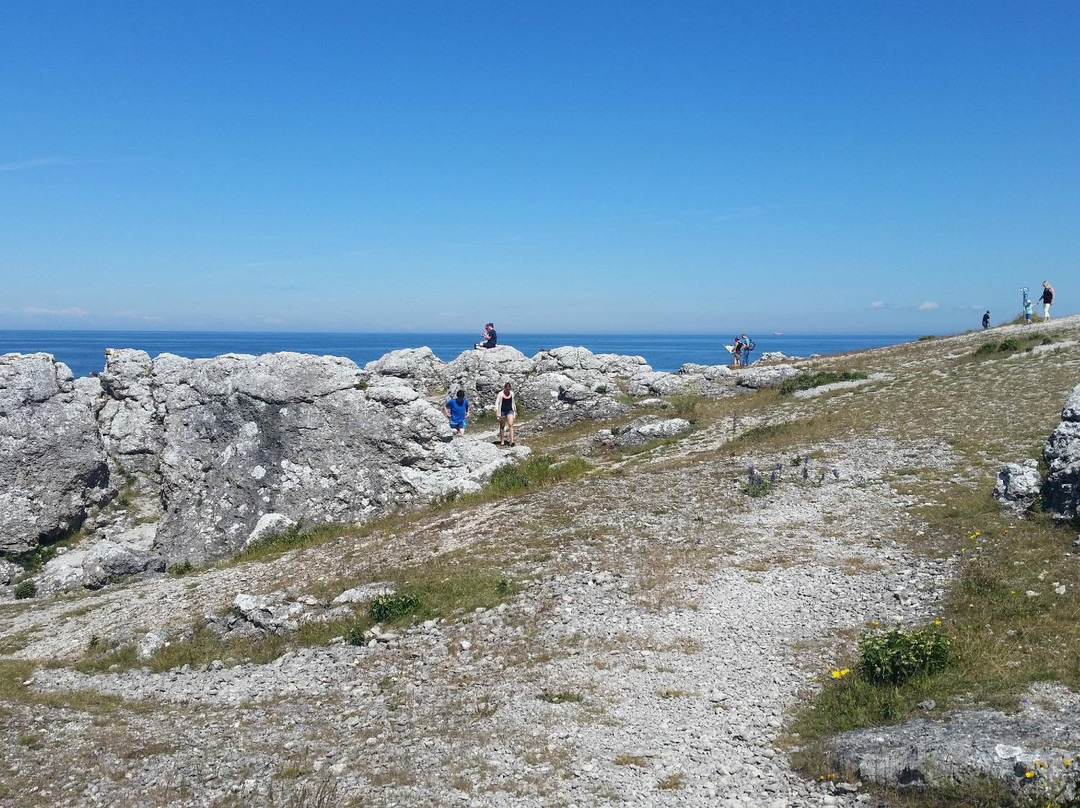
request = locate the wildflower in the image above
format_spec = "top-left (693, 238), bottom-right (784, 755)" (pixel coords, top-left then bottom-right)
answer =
top-left (770, 471), bottom-right (777, 483)
top-left (831, 468), bottom-right (840, 479)
top-left (802, 465), bottom-right (809, 480)
top-left (1024, 770), bottom-right (1035, 779)
top-left (934, 619), bottom-right (942, 626)
top-left (1064, 758), bottom-right (1073, 767)
top-left (830, 668), bottom-right (851, 679)
top-left (871, 620), bottom-right (879, 627)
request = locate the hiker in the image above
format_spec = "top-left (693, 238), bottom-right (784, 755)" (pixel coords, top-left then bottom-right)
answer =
top-left (982, 311), bottom-right (990, 329)
top-left (740, 333), bottom-right (754, 365)
top-left (495, 381), bottom-right (517, 446)
top-left (1024, 298), bottom-right (1034, 324)
top-left (1040, 282), bottom-right (1055, 320)
top-left (476, 323), bottom-right (497, 349)
top-left (732, 335), bottom-right (745, 368)
top-left (443, 389), bottom-right (470, 435)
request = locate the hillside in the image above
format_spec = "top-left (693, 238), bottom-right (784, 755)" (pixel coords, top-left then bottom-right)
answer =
top-left (2, 316), bottom-right (1080, 807)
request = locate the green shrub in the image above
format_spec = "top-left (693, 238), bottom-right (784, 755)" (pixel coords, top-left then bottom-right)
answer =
top-left (13, 580), bottom-right (36, 600)
top-left (345, 621), bottom-right (367, 646)
top-left (974, 341), bottom-right (999, 356)
top-left (778, 371), bottom-right (867, 396)
top-left (858, 626), bottom-right (950, 686)
top-left (594, 384), bottom-right (608, 395)
top-left (368, 593), bottom-right (422, 623)
top-left (998, 338), bottom-right (1019, 352)
top-left (169, 559), bottom-right (194, 577)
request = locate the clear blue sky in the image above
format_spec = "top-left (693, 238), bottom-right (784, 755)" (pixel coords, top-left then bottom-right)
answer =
top-left (2, 1), bottom-right (1076, 334)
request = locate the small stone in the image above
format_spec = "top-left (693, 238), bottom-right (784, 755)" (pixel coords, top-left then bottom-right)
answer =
top-left (917, 700), bottom-right (936, 711)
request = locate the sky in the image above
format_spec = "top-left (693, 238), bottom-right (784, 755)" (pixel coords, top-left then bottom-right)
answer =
top-left (1, 1), bottom-right (1077, 335)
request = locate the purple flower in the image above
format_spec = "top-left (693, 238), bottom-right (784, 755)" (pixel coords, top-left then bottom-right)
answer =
top-left (770, 471), bottom-right (777, 483)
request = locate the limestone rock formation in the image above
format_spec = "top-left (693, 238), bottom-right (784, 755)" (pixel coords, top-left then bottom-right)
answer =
top-left (444, 346), bottom-right (534, 403)
top-left (594, 415), bottom-right (692, 449)
top-left (993, 459), bottom-right (1042, 514)
top-left (1044, 383), bottom-right (1080, 518)
top-left (737, 365), bottom-right (802, 389)
top-left (831, 700), bottom-right (1080, 800)
top-left (0, 353), bottom-right (111, 554)
top-left (362, 347), bottom-right (448, 394)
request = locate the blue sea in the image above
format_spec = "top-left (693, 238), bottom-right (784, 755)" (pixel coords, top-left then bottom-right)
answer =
top-left (0, 330), bottom-right (923, 379)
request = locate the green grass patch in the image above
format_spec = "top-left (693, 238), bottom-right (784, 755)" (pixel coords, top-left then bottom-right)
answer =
top-left (778, 370), bottom-right (868, 396)
top-left (538, 690), bottom-right (583, 704)
top-left (972, 335), bottom-right (1053, 358)
top-left (484, 454), bottom-right (590, 497)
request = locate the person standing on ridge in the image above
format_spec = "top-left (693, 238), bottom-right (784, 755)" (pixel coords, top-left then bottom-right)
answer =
top-left (1040, 281), bottom-right (1055, 320)
top-left (443, 389), bottom-right (470, 435)
top-left (732, 334), bottom-right (745, 368)
top-left (982, 311), bottom-right (990, 329)
top-left (1024, 298), bottom-right (1034, 324)
top-left (476, 323), bottom-right (497, 349)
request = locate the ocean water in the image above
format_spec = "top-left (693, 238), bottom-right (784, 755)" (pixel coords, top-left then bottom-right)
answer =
top-left (0, 330), bottom-right (922, 379)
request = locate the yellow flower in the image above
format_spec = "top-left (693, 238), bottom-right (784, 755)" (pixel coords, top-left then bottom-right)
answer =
top-left (1064, 758), bottom-right (1073, 767)
top-left (871, 620), bottom-right (879, 627)
top-left (1024, 770), bottom-right (1035, 779)
top-left (934, 619), bottom-right (942, 626)
top-left (829, 668), bottom-right (852, 679)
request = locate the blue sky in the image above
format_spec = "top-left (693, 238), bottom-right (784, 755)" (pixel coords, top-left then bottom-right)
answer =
top-left (2, 1), bottom-right (1077, 334)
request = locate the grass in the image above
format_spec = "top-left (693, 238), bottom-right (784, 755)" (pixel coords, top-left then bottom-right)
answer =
top-left (778, 370), bottom-right (868, 396)
top-left (538, 690), bottom-right (583, 704)
top-left (75, 561), bottom-right (517, 674)
top-left (789, 496), bottom-right (1080, 800)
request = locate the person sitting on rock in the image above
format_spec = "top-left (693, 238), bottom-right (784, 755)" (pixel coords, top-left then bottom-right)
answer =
top-left (444, 389), bottom-right (470, 435)
top-left (476, 323), bottom-right (497, 349)
top-left (495, 381), bottom-right (517, 446)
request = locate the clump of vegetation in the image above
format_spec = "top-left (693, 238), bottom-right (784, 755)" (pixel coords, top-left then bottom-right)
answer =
top-left (778, 370), bottom-right (868, 396)
top-left (669, 390), bottom-right (703, 422)
top-left (345, 621), bottom-right (367, 646)
top-left (13, 580), bottom-right (37, 600)
top-left (538, 690), bottom-right (582, 704)
top-left (745, 465), bottom-right (773, 497)
top-left (168, 559), bottom-right (194, 577)
top-left (857, 625), bottom-right (951, 686)
top-left (486, 454), bottom-right (590, 497)
top-left (973, 335), bottom-right (1053, 358)
top-left (368, 592), bottom-right (422, 623)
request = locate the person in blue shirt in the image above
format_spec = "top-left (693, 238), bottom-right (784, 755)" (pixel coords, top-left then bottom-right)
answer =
top-left (444, 389), bottom-right (471, 435)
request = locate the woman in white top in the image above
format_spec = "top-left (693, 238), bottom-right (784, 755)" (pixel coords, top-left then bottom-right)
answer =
top-left (495, 382), bottom-right (517, 446)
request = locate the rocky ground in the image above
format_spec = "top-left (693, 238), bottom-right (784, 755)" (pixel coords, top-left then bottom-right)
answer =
top-left (3, 317), bottom-right (1080, 807)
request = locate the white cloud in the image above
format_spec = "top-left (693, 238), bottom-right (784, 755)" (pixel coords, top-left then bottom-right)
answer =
top-left (869, 301), bottom-right (885, 309)
top-left (0, 157), bottom-right (63, 172)
top-left (23, 306), bottom-right (89, 317)
top-left (917, 301), bottom-right (939, 311)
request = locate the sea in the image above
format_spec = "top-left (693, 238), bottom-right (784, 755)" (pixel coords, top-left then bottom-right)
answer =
top-left (0, 330), bottom-right (922, 379)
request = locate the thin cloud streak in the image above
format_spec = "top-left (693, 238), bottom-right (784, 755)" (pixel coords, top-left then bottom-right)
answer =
top-left (0, 157), bottom-right (64, 172)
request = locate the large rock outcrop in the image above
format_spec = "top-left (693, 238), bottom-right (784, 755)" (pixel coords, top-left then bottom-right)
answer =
top-left (1044, 384), bottom-right (1080, 518)
top-left (142, 352), bottom-right (507, 563)
top-left (0, 354), bottom-right (111, 554)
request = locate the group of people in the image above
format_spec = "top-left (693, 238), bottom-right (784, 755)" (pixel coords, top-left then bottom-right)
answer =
top-left (732, 333), bottom-right (753, 367)
top-left (443, 381), bottom-right (517, 447)
top-left (982, 281), bottom-right (1055, 328)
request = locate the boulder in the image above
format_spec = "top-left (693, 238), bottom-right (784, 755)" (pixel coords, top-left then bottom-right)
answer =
top-left (363, 347), bottom-right (448, 394)
top-left (518, 372), bottom-right (630, 427)
top-left (831, 704), bottom-right (1080, 799)
top-left (232, 592), bottom-right (306, 635)
top-left (444, 346), bottom-right (534, 404)
top-left (628, 371), bottom-right (696, 397)
top-left (595, 353), bottom-right (652, 377)
top-left (332, 582), bottom-right (396, 604)
top-left (35, 528), bottom-right (165, 595)
top-left (136, 629), bottom-right (170, 661)
top-left (0, 353), bottom-right (112, 554)
top-left (758, 351), bottom-right (794, 363)
top-left (1044, 384), bottom-right (1080, 518)
top-left (679, 363), bottom-right (736, 381)
top-left (993, 460), bottom-right (1043, 514)
top-left (595, 416), bottom-right (692, 448)
top-left (244, 513), bottom-right (295, 548)
top-left (737, 365), bottom-right (802, 389)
